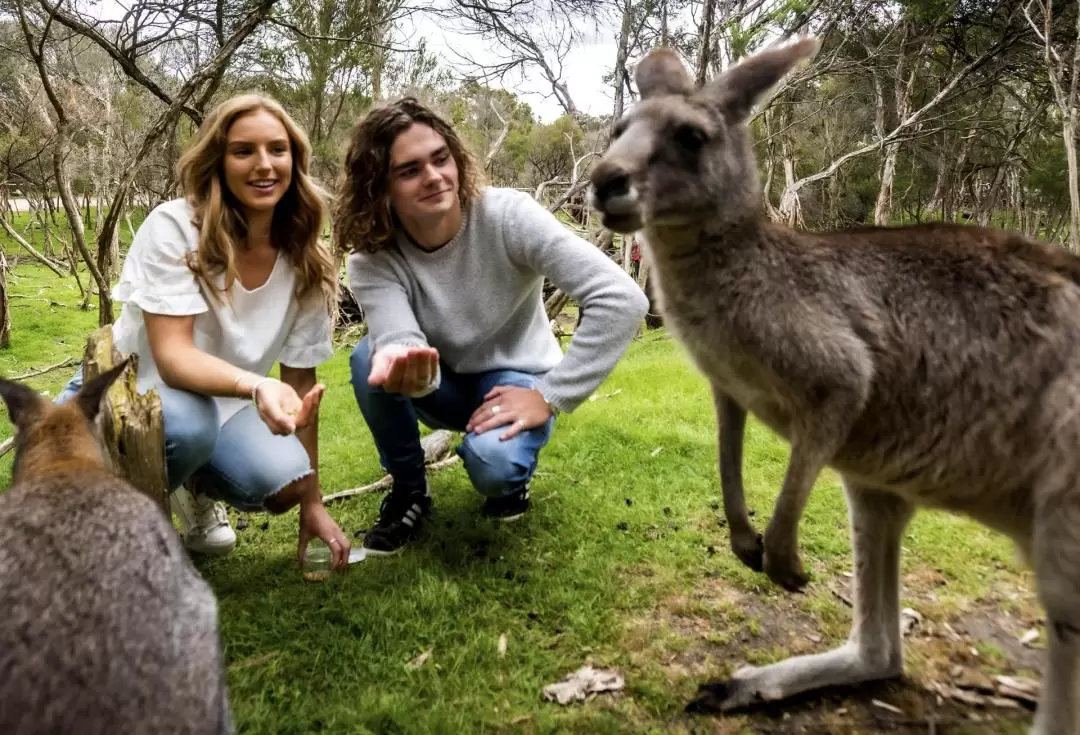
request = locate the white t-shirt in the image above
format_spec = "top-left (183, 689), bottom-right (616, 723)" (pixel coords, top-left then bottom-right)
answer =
top-left (111, 198), bottom-right (334, 426)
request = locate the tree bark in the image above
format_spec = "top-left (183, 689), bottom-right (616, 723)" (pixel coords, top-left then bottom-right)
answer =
top-left (696, 0), bottom-right (717, 85)
top-left (1024, 0), bottom-right (1079, 249)
top-left (83, 327), bottom-right (168, 513)
top-left (0, 249), bottom-right (11, 349)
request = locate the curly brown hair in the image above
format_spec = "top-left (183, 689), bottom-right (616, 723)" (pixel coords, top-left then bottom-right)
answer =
top-left (176, 93), bottom-right (337, 311)
top-left (332, 97), bottom-right (483, 254)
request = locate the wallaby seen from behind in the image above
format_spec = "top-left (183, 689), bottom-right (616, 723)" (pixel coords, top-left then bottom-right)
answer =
top-left (0, 360), bottom-right (232, 735)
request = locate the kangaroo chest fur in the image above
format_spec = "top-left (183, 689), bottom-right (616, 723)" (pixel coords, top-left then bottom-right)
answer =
top-left (647, 245), bottom-right (795, 435)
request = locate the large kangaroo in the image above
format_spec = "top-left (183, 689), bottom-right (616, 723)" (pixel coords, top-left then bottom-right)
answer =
top-left (590, 36), bottom-right (1080, 734)
top-left (0, 361), bottom-right (232, 734)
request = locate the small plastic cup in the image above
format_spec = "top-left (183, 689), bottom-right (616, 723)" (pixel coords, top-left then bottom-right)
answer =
top-left (301, 539), bottom-right (332, 582)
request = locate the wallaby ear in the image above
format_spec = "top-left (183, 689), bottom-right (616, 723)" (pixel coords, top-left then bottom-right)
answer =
top-left (0, 377), bottom-right (46, 432)
top-left (701, 36), bottom-right (820, 122)
top-left (635, 47), bottom-right (694, 99)
top-left (75, 358), bottom-right (130, 424)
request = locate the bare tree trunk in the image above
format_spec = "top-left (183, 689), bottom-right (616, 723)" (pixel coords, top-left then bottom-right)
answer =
top-left (0, 249), bottom-right (11, 349)
top-left (874, 25), bottom-right (921, 226)
top-left (696, 0), bottom-right (717, 85)
top-left (367, 0), bottom-right (389, 101)
top-left (660, 0), bottom-right (669, 45)
top-left (15, 0), bottom-right (113, 320)
top-left (774, 106), bottom-right (803, 227)
top-left (975, 112), bottom-right (1040, 226)
top-left (1065, 116), bottom-right (1080, 251)
top-left (611, 0), bottom-right (633, 133)
top-left (484, 98), bottom-right (510, 174)
top-left (1025, 0), bottom-right (1080, 251)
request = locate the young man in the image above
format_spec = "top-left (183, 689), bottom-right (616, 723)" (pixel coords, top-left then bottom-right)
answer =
top-left (333, 98), bottom-right (649, 556)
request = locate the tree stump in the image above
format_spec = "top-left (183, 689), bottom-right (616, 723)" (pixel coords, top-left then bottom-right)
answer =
top-left (83, 326), bottom-right (168, 514)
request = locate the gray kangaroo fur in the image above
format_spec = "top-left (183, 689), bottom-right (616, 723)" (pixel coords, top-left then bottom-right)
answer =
top-left (0, 360), bottom-right (232, 735)
top-left (590, 36), bottom-right (1080, 733)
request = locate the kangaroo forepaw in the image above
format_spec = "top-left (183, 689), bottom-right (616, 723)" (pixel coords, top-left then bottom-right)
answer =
top-left (731, 530), bottom-right (764, 572)
top-left (763, 548), bottom-right (810, 592)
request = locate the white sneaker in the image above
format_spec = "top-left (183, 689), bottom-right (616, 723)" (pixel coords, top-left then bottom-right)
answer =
top-left (169, 486), bottom-right (237, 556)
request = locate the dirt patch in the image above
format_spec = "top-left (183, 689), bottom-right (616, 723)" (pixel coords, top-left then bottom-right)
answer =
top-left (622, 570), bottom-right (1041, 734)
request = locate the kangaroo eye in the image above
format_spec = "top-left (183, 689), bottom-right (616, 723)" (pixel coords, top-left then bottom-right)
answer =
top-left (673, 123), bottom-right (708, 151)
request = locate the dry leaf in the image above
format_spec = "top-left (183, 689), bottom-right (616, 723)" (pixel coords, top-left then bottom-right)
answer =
top-left (901, 607), bottom-right (922, 636)
top-left (406, 647), bottom-right (433, 670)
top-left (542, 665), bottom-right (625, 705)
top-left (498, 633), bottom-right (508, 658)
top-left (650, 447), bottom-right (663, 457)
top-left (1020, 628), bottom-right (1040, 646)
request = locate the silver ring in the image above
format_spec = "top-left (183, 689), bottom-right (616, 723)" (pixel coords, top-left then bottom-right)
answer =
top-left (491, 405), bottom-right (501, 415)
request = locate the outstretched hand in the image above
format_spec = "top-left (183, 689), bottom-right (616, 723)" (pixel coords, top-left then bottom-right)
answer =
top-left (369, 344), bottom-right (440, 396)
top-left (254, 379), bottom-right (325, 435)
top-left (467, 385), bottom-right (553, 441)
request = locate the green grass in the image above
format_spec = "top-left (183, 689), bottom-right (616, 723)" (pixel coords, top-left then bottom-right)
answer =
top-left (0, 262), bottom-right (1039, 734)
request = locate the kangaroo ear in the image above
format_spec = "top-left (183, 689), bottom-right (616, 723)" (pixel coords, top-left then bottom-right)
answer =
top-left (75, 359), bottom-right (130, 424)
top-left (635, 47), bottom-right (695, 99)
top-left (0, 377), bottom-right (46, 433)
top-left (700, 36), bottom-right (820, 122)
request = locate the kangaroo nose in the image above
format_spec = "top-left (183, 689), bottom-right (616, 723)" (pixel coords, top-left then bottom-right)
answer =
top-left (591, 164), bottom-right (631, 203)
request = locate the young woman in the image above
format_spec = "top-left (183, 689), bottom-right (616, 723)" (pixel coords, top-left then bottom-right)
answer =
top-left (58, 94), bottom-right (351, 569)
top-left (333, 97), bottom-right (649, 556)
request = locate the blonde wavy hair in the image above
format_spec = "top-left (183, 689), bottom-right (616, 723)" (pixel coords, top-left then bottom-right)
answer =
top-left (332, 97), bottom-right (484, 254)
top-left (176, 93), bottom-right (338, 310)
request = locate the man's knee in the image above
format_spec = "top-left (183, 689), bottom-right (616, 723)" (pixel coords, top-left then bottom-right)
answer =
top-left (458, 430), bottom-right (537, 497)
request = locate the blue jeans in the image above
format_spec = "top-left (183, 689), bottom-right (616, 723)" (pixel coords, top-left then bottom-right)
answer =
top-left (57, 367), bottom-right (312, 512)
top-left (349, 336), bottom-right (555, 497)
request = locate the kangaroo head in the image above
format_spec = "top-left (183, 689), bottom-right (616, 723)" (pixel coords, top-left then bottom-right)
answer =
top-left (590, 37), bottom-right (820, 237)
top-left (0, 360), bottom-right (130, 484)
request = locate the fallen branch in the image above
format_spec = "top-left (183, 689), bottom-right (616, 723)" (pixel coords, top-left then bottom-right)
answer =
top-left (10, 295), bottom-right (68, 307)
top-left (323, 429), bottom-right (459, 503)
top-left (0, 215), bottom-right (66, 276)
top-left (324, 455), bottom-right (460, 503)
top-left (9, 356), bottom-right (77, 380)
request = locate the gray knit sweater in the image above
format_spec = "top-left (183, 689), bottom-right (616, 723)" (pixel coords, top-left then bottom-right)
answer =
top-left (346, 186), bottom-right (649, 413)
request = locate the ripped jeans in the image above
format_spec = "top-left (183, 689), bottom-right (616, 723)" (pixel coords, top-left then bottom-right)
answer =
top-left (57, 367), bottom-right (312, 512)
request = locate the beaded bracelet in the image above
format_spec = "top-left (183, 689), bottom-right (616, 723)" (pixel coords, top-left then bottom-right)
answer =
top-left (249, 377), bottom-right (273, 408)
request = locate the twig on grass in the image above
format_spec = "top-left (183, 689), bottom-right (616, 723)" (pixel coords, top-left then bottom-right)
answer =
top-left (323, 455), bottom-right (461, 503)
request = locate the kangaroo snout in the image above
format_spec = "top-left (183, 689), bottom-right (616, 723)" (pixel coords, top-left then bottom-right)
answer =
top-left (590, 161), bottom-right (641, 233)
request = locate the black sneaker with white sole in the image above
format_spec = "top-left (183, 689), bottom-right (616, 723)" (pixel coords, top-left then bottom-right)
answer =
top-left (362, 488), bottom-right (432, 556)
top-left (481, 486), bottom-right (531, 521)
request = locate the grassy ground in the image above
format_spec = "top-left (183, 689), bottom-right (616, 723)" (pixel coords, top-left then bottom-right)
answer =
top-left (0, 262), bottom-right (1042, 734)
